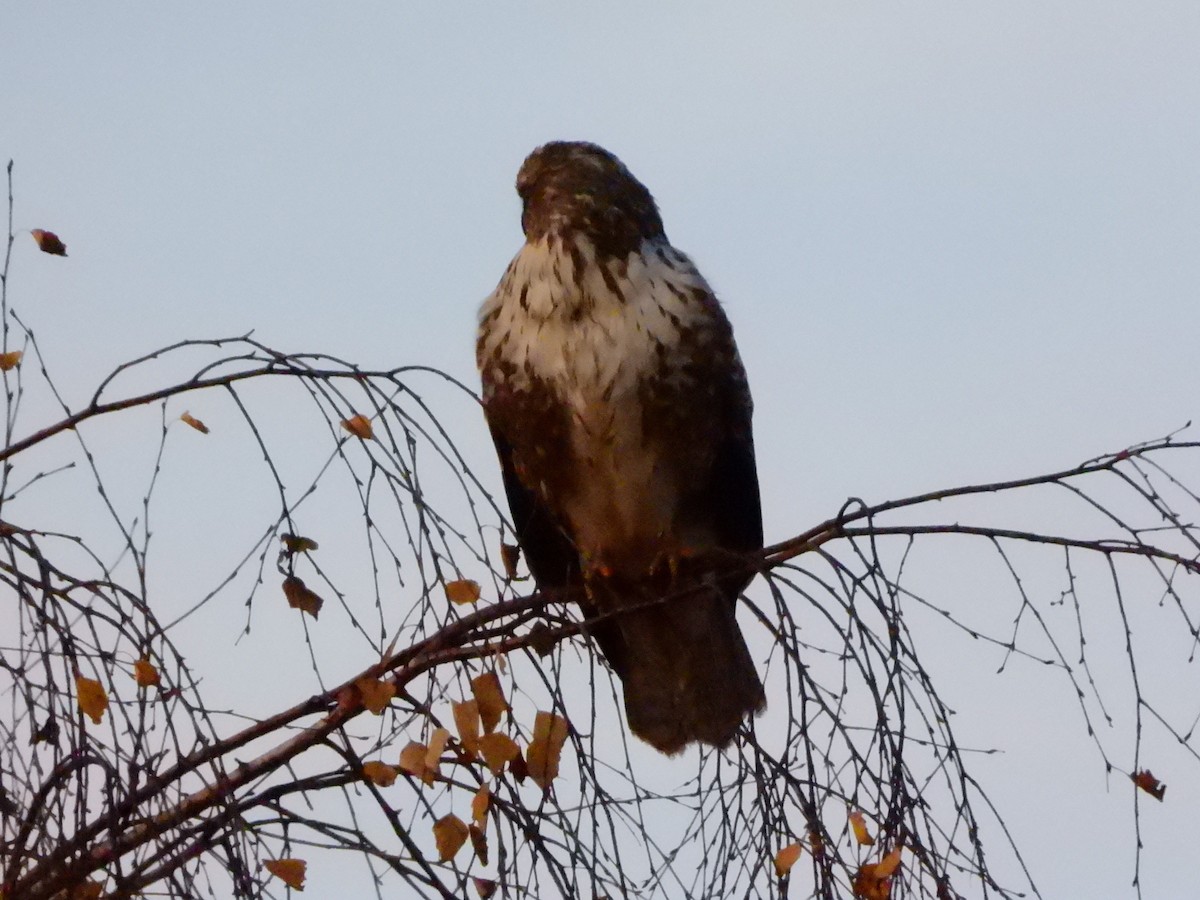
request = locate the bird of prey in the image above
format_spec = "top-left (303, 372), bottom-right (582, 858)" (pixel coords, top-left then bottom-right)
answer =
top-left (477, 141), bottom-right (764, 754)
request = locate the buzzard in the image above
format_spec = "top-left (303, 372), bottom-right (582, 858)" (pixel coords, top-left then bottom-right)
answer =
top-left (477, 141), bottom-right (764, 754)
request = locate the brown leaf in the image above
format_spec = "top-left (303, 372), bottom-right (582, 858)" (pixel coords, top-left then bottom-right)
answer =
top-left (453, 699), bottom-right (481, 757)
top-left (478, 732), bottom-right (520, 776)
top-left (133, 656), bottom-right (161, 688)
top-left (424, 727), bottom-right (450, 778)
top-left (471, 672), bottom-right (509, 734)
top-left (807, 828), bottom-right (825, 858)
top-left (282, 575), bottom-right (324, 619)
top-left (469, 823), bottom-right (489, 865)
top-left (473, 877), bottom-right (497, 899)
top-left (398, 741), bottom-right (432, 783)
top-left (849, 809), bottom-right (874, 846)
top-left (75, 675), bottom-right (108, 725)
top-left (180, 411), bottom-right (209, 434)
top-left (71, 881), bottom-right (103, 899)
top-left (508, 747), bottom-right (528, 783)
top-left (0, 351), bottom-right (23, 371)
top-left (362, 760), bottom-right (398, 787)
top-left (355, 676), bottom-right (396, 715)
top-left (525, 622), bottom-right (557, 657)
top-left (774, 842), bottom-right (802, 877)
top-left (281, 533), bottom-right (319, 554)
top-left (341, 413), bottom-right (373, 440)
top-left (500, 542), bottom-right (521, 579)
top-left (433, 814), bottom-right (469, 862)
top-left (31, 228), bottom-right (67, 256)
top-left (264, 858), bottom-right (307, 890)
top-left (445, 578), bottom-right (481, 605)
top-left (471, 783), bottom-right (491, 827)
top-left (1132, 769), bottom-right (1166, 801)
top-left (526, 711), bottom-right (569, 791)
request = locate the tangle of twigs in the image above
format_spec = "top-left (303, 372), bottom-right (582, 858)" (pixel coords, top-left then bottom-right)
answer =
top-left (2, 161), bottom-right (1197, 900)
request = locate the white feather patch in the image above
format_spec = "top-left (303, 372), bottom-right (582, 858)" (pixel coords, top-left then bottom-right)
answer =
top-left (478, 236), bottom-right (714, 409)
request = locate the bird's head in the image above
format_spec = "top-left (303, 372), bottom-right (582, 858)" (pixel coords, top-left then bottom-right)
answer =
top-left (515, 141), bottom-right (665, 259)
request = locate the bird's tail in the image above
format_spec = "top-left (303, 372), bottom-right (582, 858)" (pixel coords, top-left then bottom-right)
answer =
top-left (613, 583), bottom-right (765, 755)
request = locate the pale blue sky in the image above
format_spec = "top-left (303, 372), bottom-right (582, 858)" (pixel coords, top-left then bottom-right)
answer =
top-left (3, 4), bottom-right (1198, 897)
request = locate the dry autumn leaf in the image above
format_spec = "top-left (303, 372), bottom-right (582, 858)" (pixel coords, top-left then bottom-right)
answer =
top-left (424, 727), bottom-right (450, 777)
top-left (808, 828), bottom-right (825, 858)
top-left (1132, 769), bottom-right (1166, 801)
top-left (264, 858), bottom-right (307, 891)
top-left (774, 843), bottom-right (803, 877)
top-left (341, 414), bottom-right (373, 440)
top-left (471, 783), bottom-right (490, 827)
top-left (282, 575), bottom-right (324, 619)
top-left (355, 676), bottom-right (396, 715)
top-left (362, 760), bottom-right (398, 787)
top-left (478, 732), bottom-right (520, 776)
top-left (471, 672), bottom-right (509, 734)
top-left (509, 749), bottom-right (528, 783)
top-left (180, 411), bottom-right (209, 434)
top-left (433, 814), bottom-right (469, 862)
top-left (133, 657), bottom-right (161, 688)
top-left (75, 675), bottom-right (108, 724)
top-left (71, 882), bottom-right (103, 900)
top-left (469, 823), bottom-right (489, 865)
top-left (852, 848), bottom-right (901, 900)
top-left (453, 699), bottom-right (481, 757)
top-left (398, 741), bottom-right (432, 783)
top-left (0, 351), bottom-right (23, 371)
top-left (526, 711), bottom-right (569, 791)
top-left (849, 809), bottom-right (874, 846)
top-left (281, 534), bottom-right (319, 554)
top-left (500, 542), bottom-right (521, 579)
top-left (31, 228), bottom-right (67, 256)
top-left (445, 578), bottom-right (482, 605)
top-left (474, 877), bottom-right (497, 899)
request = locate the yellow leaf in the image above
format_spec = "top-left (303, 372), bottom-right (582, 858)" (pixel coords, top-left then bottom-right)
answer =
top-left (341, 414), bottom-right (373, 440)
top-left (1132, 769), bottom-right (1166, 801)
top-left (774, 842), bottom-right (802, 877)
top-left (31, 228), bottom-right (68, 256)
top-left (0, 351), bottom-right (23, 371)
top-left (264, 858), bottom-right (307, 890)
top-left (75, 675), bottom-right (108, 725)
top-left (362, 760), bottom-right (398, 787)
top-left (471, 783), bottom-right (490, 827)
top-left (355, 676), bottom-right (396, 715)
top-left (852, 848), bottom-right (901, 900)
top-left (281, 533), bottom-right (319, 554)
top-left (849, 809), bottom-right (874, 846)
top-left (526, 710), bottom-right (569, 791)
top-left (445, 578), bottom-right (481, 605)
top-left (133, 657), bottom-right (160, 688)
top-left (875, 848), bottom-right (901, 879)
top-left (471, 672), bottom-right (509, 734)
top-left (469, 823), bottom-right (488, 865)
top-left (478, 732), bottom-right (520, 776)
top-left (473, 877), bottom-right (497, 899)
top-left (180, 411), bottom-right (209, 434)
top-left (433, 814), bottom-right (469, 862)
top-left (282, 575), bottom-right (324, 619)
top-left (453, 699), bottom-right (481, 757)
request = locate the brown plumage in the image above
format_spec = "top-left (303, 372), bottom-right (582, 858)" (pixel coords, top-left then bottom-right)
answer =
top-left (477, 141), bottom-right (765, 754)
